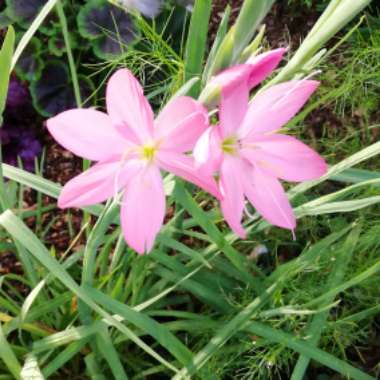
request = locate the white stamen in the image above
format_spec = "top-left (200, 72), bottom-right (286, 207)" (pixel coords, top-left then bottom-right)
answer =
top-left (113, 160), bottom-right (127, 206)
top-left (113, 147), bottom-right (137, 206)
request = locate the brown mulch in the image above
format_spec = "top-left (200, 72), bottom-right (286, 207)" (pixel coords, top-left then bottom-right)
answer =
top-left (43, 134), bottom-right (83, 186)
top-left (209, 0), bottom-right (244, 42)
top-left (264, 2), bottom-right (320, 49)
top-left (0, 252), bottom-right (22, 275)
top-left (209, 1), bottom-right (320, 49)
top-left (38, 133), bottom-right (84, 252)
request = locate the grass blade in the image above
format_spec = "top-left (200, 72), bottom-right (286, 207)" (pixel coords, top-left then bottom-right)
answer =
top-left (202, 5), bottom-right (231, 84)
top-left (331, 168), bottom-right (380, 186)
top-left (290, 226), bottom-right (361, 380)
top-left (96, 324), bottom-right (129, 380)
top-left (2, 164), bottom-right (103, 216)
top-left (245, 321), bottom-right (374, 380)
top-left (0, 210), bottom-right (178, 374)
top-left (42, 339), bottom-right (90, 377)
top-left (85, 286), bottom-right (194, 366)
top-left (0, 26), bottom-right (15, 124)
top-left (0, 26), bottom-right (15, 211)
top-left (56, 0), bottom-right (82, 107)
top-left (173, 281), bottom-right (280, 379)
top-left (0, 323), bottom-right (21, 379)
top-left (298, 195), bottom-right (380, 216)
top-left (304, 259), bottom-right (380, 309)
top-left (184, 0), bottom-right (212, 97)
top-left (173, 182), bottom-right (264, 292)
top-left (289, 141), bottom-right (380, 200)
top-left (20, 280), bottom-right (46, 324)
top-left (11, 0), bottom-right (59, 70)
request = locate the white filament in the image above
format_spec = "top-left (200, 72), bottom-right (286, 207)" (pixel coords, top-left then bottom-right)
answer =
top-left (113, 160), bottom-right (127, 206)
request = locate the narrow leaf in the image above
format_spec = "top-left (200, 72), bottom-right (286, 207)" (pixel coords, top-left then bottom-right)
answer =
top-left (245, 322), bottom-right (374, 380)
top-left (290, 226), bottom-right (361, 380)
top-left (0, 322), bottom-right (21, 380)
top-left (184, 0), bottom-right (212, 97)
top-left (0, 26), bottom-right (15, 123)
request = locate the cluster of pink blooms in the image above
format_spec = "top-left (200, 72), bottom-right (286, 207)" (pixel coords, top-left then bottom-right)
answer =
top-left (47, 48), bottom-right (327, 254)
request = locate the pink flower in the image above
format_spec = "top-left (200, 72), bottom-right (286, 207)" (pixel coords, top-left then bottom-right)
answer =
top-left (196, 48), bottom-right (288, 174)
top-left (195, 51), bottom-right (327, 238)
top-left (47, 69), bottom-right (220, 254)
top-left (207, 48), bottom-right (287, 96)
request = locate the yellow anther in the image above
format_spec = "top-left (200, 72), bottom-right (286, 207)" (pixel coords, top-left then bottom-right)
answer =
top-left (141, 145), bottom-right (156, 162)
top-left (221, 136), bottom-right (238, 155)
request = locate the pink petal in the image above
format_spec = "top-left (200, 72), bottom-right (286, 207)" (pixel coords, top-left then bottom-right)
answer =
top-left (47, 109), bottom-right (127, 161)
top-left (208, 65), bottom-right (251, 137)
top-left (58, 159), bottom-right (142, 208)
top-left (121, 165), bottom-right (165, 254)
top-left (246, 48), bottom-right (286, 88)
top-left (243, 166), bottom-right (296, 230)
top-left (217, 49), bottom-right (285, 137)
top-left (239, 80), bottom-right (319, 139)
top-left (193, 127), bottom-right (223, 175)
top-left (220, 156), bottom-right (246, 238)
top-left (193, 128), bottom-right (212, 165)
top-left (157, 151), bottom-right (222, 200)
top-left (241, 134), bottom-right (327, 182)
top-left (210, 64), bottom-right (253, 94)
top-left (106, 69), bottom-right (154, 143)
top-left (220, 78), bottom-right (249, 137)
top-left (155, 96), bottom-right (209, 152)
top-left (208, 48), bottom-right (285, 97)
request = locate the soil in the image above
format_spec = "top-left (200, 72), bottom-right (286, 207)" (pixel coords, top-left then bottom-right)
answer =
top-left (208, 1), bottom-right (321, 48)
top-left (37, 133), bottom-right (84, 252)
top-left (264, 2), bottom-right (320, 49)
top-left (42, 134), bottom-right (83, 186)
top-left (0, 251), bottom-right (22, 275)
top-left (208, 0), bottom-right (244, 42)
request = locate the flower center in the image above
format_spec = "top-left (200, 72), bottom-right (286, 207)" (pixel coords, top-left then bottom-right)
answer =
top-left (141, 144), bottom-right (157, 162)
top-left (221, 136), bottom-right (238, 155)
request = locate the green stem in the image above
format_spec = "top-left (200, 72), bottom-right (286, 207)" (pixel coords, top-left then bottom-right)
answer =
top-left (56, 0), bottom-right (82, 107)
top-left (56, 1), bottom-right (90, 174)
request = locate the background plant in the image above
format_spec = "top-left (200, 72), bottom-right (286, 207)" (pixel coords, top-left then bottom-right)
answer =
top-left (1, 0), bottom-right (191, 118)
